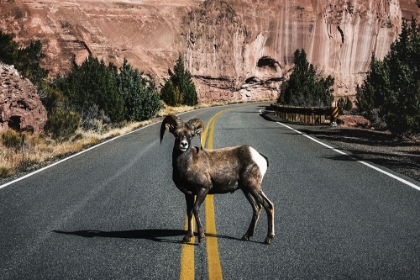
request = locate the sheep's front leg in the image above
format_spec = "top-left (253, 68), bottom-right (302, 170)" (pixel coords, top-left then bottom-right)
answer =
top-left (193, 188), bottom-right (208, 243)
top-left (183, 193), bottom-right (195, 243)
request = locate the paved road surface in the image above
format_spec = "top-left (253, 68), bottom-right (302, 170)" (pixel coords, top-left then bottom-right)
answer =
top-left (1, 102), bottom-right (420, 279)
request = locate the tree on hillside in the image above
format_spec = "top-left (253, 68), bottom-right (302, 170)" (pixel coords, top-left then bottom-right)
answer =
top-left (278, 49), bottom-right (334, 107)
top-left (56, 56), bottom-right (125, 122)
top-left (0, 31), bottom-right (48, 85)
top-left (0, 32), bottom-right (79, 139)
top-left (116, 58), bottom-right (161, 121)
top-left (161, 55), bottom-right (198, 106)
top-left (356, 17), bottom-right (420, 134)
top-left (0, 32), bottom-right (18, 65)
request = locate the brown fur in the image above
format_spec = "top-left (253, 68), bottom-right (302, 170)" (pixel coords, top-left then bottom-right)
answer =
top-left (160, 115), bottom-right (275, 244)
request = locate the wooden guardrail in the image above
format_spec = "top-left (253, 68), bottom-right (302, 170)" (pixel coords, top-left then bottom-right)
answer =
top-left (267, 104), bottom-right (338, 125)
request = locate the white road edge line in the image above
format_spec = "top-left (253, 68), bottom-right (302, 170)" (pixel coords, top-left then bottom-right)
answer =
top-left (0, 122), bottom-right (159, 190)
top-left (276, 121), bottom-right (420, 192)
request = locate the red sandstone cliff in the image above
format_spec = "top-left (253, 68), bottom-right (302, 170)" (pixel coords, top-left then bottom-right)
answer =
top-left (0, 0), bottom-right (419, 102)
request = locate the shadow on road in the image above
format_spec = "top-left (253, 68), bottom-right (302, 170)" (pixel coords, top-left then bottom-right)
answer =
top-left (54, 229), bottom-right (188, 244)
top-left (53, 229), bottom-right (247, 244)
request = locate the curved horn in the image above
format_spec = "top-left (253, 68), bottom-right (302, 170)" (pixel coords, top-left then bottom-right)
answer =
top-left (160, 115), bottom-right (183, 143)
top-left (187, 118), bottom-right (204, 148)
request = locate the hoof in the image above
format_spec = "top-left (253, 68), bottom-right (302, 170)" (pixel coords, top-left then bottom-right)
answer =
top-left (183, 235), bottom-right (192, 243)
top-left (198, 235), bottom-right (206, 243)
top-left (264, 235), bottom-right (274, 245)
top-left (242, 233), bottom-right (250, 241)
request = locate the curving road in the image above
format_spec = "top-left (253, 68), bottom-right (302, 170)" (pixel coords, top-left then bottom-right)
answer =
top-left (1, 102), bottom-right (420, 279)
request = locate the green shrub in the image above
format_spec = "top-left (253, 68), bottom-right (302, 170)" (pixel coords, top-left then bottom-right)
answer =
top-left (116, 59), bottom-right (161, 121)
top-left (0, 167), bottom-right (12, 178)
top-left (0, 31), bottom-right (48, 86)
top-left (356, 17), bottom-right (420, 135)
top-left (56, 56), bottom-right (124, 122)
top-left (45, 109), bottom-right (81, 139)
top-left (1, 130), bottom-right (25, 151)
top-left (161, 55), bottom-right (198, 106)
top-left (337, 97), bottom-right (353, 114)
top-left (278, 49), bottom-right (334, 107)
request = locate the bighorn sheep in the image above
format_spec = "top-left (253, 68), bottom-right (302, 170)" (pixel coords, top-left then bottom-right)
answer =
top-left (160, 115), bottom-right (275, 244)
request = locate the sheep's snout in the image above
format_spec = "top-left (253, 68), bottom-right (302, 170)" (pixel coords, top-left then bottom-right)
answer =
top-left (179, 139), bottom-right (189, 151)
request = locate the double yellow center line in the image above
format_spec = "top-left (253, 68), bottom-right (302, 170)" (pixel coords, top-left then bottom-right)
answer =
top-left (180, 109), bottom-right (230, 280)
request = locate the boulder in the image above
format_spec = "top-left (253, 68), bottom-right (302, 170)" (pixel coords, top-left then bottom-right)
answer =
top-left (0, 63), bottom-right (47, 135)
top-left (337, 115), bottom-right (371, 129)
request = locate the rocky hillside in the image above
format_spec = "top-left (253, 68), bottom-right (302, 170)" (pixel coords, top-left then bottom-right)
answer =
top-left (0, 0), bottom-right (419, 102)
top-left (0, 62), bottom-right (47, 135)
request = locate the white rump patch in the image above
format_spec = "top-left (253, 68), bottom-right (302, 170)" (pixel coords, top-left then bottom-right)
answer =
top-left (249, 147), bottom-right (268, 180)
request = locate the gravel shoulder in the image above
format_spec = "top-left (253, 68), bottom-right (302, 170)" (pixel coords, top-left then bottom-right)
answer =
top-left (263, 111), bottom-right (420, 183)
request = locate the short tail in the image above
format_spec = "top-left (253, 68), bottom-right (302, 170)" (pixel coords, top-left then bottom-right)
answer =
top-left (259, 152), bottom-right (269, 168)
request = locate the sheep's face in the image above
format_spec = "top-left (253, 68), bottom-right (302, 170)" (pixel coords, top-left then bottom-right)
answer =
top-left (160, 116), bottom-right (203, 152)
top-left (174, 130), bottom-right (194, 152)
top-left (171, 125), bottom-right (196, 152)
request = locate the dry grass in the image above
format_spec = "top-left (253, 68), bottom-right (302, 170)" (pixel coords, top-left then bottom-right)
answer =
top-left (0, 100), bottom-right (271, 179)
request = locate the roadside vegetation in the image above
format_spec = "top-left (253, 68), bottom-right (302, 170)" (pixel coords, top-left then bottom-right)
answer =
top-left (0, 31), bottom-right (203, 178)
top-left (0, 104), bottom-right (197, 179)
top-left (278, 17), bottom-right (420, 136)
top-left (277, 49), bottom-right (334, 107)
top-left (356, 17), bottom-right (420, 135)
top-left (0, 31), bottom-right (253, 179)
top-left (160, 55), bottom-right (198, 107)
top-left (2, 16), bottom-right (419, 178)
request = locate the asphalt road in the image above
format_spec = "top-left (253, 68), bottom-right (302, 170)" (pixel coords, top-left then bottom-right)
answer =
top-left (1, 102), bottom-right (420, 279)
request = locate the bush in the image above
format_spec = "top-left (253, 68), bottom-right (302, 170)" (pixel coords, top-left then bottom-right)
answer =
top-left (38, 80), bottom-right (68, 112)
top-left (45, 109), bottom-right (81, 139)
top-left (278, 49), bottom-right (334, 107)
top-left (116, 59), bottom-right (161, 121)
top-left (0, 31), bottom-right (48, 86)
top-left (362, 108), bottom-right (388, 131)
top-left (161, 80), bottom-right (183, 106)
top-left (0, 167), bottom-right (11, 178)
top-left (337, 97), bottom-right (353, 114)
top-left (56, 56), bottom-right (125, 122)
top-left (356, 17), bottom-right (420, 135)
top-left (161, 55), bottom-right (198, 106)
top-left (1, 130), bottom-right (25, 151)
top-left (56, 56), bottom-right (161, 124)
top-left (80, 105), bottom-right (110, 132)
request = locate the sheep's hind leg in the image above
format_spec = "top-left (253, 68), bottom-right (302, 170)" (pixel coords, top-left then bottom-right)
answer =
top-left (260, 191), bottom-right (275, 244)
top-left (242, 190), bottom-right (262, 241)
top-left (183, 194), bottom-right (195, 243)
top-left (250, 190), bottom-right (275, 244)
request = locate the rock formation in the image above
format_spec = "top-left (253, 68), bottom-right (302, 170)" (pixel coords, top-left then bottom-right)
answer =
top-left (0, 0), bottom-right (419, 103)
top-left (0, 63), bottom-right (47, 135)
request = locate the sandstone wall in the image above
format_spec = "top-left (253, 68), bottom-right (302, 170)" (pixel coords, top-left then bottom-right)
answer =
top-left (0, 0), bottom-right (419, 103)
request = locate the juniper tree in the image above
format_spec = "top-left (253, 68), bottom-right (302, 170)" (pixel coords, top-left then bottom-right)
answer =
top-left (161, 55), bottom-right (198, 106)
top-left (356, 17), bottom-right (420, 134)
top-left (278, 49), bottom-right (334, 107)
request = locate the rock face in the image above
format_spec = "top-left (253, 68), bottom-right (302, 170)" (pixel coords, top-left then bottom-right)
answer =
top-left (0, 63), bottom-right (47, 135)
top-left (0, 0), bottom-right (419, 103)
